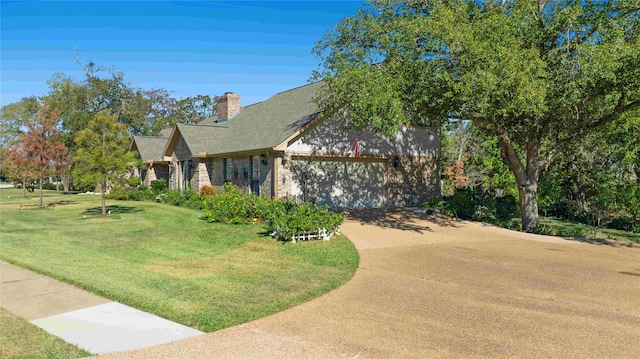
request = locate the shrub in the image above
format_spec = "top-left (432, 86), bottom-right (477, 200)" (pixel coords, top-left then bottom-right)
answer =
top-left (106, 185), bottom-right (152, 201)
top-left (495, 194), bottom-right (518, 221)
top-left (150, 179), bottom-right (167, 194)
top-left (160, 188), bottom-right (202, 210)
top-left (106, 186), bottom-right (130, 200)
top-left (202, 183), bottom-right (263, 224)
top-left (199, 185), bottom-right (217, 198)
top-left (446, 187), bottom-right (484, 220)
top-left (127, 177), bottom-right (141, 188)
top-left (262, 200), bottom-right (346, 241)
top-left (201, 183), bottom-right (345, 241)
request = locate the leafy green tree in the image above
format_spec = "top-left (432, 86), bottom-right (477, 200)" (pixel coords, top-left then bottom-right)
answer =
top-left (538, 112), bottom-right (640, 227)
top-left (0, 97), bottom-right (40, 148)
top-left (73, 112), bottom-right (138, 215)
top-left (175, 94), bottom-right (216, 125)
top-left (313, 0), bottom-right (640, 230)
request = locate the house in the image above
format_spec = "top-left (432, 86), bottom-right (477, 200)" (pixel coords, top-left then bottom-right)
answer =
top-left (129, 135), bottom-right (170, 187)
top-left (134, 81), bottom-right (440, 208)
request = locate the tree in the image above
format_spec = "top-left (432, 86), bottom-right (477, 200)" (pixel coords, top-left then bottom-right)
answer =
top-left (4, 142), bottom-right (38, 197)
top-left (0, 97), bottom-right (40, 174)
top-left (73, 112), bottom-right (138, 215)
top-left (313, 0), bottom-right (640, 230)
top-left (15, 103), bottom-right (68, 207)
top-left (175, 94), bottom-right (216, 125)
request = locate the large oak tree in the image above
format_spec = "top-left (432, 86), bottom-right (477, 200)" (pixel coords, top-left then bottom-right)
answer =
top-left (312, 0), bottom-right (640, 229)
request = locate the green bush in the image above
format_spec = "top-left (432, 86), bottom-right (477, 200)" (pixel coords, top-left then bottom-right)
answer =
top-left (496, 194), bottom-right (518, 221)
top-left (127, 177), bottom-right (141, 188)
top-left (263, 202), bottom-right (346, 241)
top-left (150, 179), bottom-right (167, 194)
top-left (446, 188), bottom-right (520, 223)
top-left (159, 188), bottom-right (202, 210)
top-left (202, 183), bottom-right (263, 224)
top-left (106, 186), bottom-right (130, 200)
top-left (107, 185), bottom-right (152, 201)
top-left (201, 183), bottom-right (345, 241)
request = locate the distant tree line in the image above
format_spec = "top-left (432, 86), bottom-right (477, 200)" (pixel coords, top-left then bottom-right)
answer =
top-left (0, 61), bottom-right (216, 200)
top-left (0, 59), bottom-right (216, 202)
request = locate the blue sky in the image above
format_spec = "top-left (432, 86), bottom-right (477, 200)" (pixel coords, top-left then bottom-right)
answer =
top-left (1, 1), bottom-right (362, 107)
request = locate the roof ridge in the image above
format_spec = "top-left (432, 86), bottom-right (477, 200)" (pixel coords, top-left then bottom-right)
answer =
top-left (179, 123), bottom-right (229, 129)
top-left (273, 80), bottom-right (323, 97)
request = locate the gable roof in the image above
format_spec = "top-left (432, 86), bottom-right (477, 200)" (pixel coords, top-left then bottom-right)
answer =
top-left (163, 123), bottom-right (229, 157)
top-left (130, 136), bottom-right (170, 163)
top-left (163, 81), bottom-right (325, 157)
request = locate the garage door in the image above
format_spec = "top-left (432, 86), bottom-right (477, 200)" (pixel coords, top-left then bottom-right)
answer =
top-left (291, 159), bottom-right (386, 208)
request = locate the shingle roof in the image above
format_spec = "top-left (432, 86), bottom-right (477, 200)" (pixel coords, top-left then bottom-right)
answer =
top-left (172, 123), bottom-right (229, 155)
top-left (213, 81), bottom-right (322, 154)
top-left (166, 81), bottom-right (324, 157)
top-left (131, 136), bottom-right (170, 163)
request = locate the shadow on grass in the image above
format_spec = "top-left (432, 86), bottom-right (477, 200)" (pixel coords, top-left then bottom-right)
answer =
top-left (344, 208), bottom-right (461, 234)
top-left (46, 200), bottom-right (76, 208)
top-left (81, 205), bottom-right (145, 216)
top-left (560, 236), bottom-right (640, 248)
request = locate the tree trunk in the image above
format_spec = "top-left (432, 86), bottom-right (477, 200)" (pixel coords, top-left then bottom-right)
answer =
top-left (101, 180), bottom-right (107, 216)
top-left (39, 175), bottom-right (43, 209)
top-left (499, 138), bottom-right (546, 232)
top-left (62, 173), bottom-right (70, 192)
top-left (22, 178), bottom-right (26, 197)
top-left (518, 180), bottom-right (539, 231)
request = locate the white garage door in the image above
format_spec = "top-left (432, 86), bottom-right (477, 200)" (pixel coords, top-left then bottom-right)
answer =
top-left (291, 159), bottom-right (386, 208)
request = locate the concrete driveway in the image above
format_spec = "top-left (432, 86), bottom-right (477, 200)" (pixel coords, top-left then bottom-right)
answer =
top-left (99, 209), bottom-right (640, 358)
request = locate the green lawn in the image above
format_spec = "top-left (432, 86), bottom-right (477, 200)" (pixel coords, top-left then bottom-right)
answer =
top-left (0, 308), bottom-right (92, 359)
top-left (0, 188), bottom-right (359, 333)
top-left (538, 217), bottom-right (640, 244)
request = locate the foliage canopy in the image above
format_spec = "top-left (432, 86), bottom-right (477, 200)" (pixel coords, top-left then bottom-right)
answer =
top-left (313, 0), bottom-right (640, 229)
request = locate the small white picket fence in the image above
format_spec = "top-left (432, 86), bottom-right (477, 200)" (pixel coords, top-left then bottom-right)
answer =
top-left (271, 227), bottom-right (340, 243)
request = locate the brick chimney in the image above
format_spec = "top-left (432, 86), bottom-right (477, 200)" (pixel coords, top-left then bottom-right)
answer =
top-left (216, 92), bottom-right (240, 122)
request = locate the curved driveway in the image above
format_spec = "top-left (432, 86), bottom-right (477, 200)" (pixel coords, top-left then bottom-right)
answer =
top-left (100, 209), bottom-right (640, 358)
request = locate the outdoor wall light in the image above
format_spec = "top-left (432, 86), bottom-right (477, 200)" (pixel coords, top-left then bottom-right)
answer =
top-left (242, 167), bottom-right (249, 179)
top-left (392, 156), bottom-right (401, 168)
top-left (233, 167), bottom-right (239, 179)
top-left (260, 154), bottom-right (268, 166)
top-left (281, 153), bottom-right (289, 166)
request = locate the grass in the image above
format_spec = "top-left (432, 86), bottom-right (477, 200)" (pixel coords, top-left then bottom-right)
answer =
top-left (0, 188), bottom-right (359, 333)
top-left (537, 217), bottom-right (640, 244)
top-left (0, 308), bottom-right (92, 359)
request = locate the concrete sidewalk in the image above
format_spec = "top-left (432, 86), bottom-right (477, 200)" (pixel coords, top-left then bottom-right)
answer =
top-left (0, 261), bottom-right (203, 355)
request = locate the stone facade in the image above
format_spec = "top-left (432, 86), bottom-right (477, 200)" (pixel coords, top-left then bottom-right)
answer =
top-left (275, 153), bottom-right (293, 199)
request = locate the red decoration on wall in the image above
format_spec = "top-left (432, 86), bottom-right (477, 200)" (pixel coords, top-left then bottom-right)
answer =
top-left (352, 137), bottom-right (361, 158)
